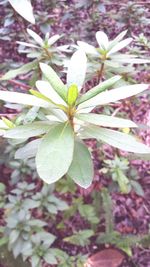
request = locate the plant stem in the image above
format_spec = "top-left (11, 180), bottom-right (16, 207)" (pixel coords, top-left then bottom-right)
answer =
top-left (98, 62), bottom-right (104, 83)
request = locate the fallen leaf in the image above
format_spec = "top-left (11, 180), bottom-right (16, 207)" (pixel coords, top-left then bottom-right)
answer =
top-left (84, 248), bottom-right (125, 267)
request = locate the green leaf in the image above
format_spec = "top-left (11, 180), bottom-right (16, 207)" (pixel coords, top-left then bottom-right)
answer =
top-left (0, 90), bottom-right (49, 108)
top-left (116, 169), bottom-right (130, 194)
top-left (64, 230), bottom-right (94, 247)
top-left (67, 49), bottom-right (87, 91)
top-left (2, 117), bottom-right (15, 128)
top-left (8, 0), bottom-right (35, 24)
top-left (39, 63), bottom-right (68, 101)
top-left (130, 180), bottom-right (144, 196)
top-left (44, 252), bottom-right (57, 265)
top-left (82, 125), bottom-right (150, 154)
top-left (107, 38), bottom-right (132, 56)
top-left (77, 75), bottom-right (121, 105)
top-left (67, 139), bottom-right (93, 188)
top-left (78, 84), bottom-right (149, 110)
top-left (0, 60), bottom-right (37, 80)
top-left (76, 113), bottom-right (137, 128)
top-left (67, 84), bottom-right (78, 106)
top-left (0, 183), bottom-right (5, 192)
top-left (4, 122), bottom-right (53, 139)
top-left (36, 122), bottom-right (74, 184)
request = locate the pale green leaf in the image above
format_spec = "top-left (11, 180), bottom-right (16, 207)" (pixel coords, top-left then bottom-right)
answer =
top-left (39, 63), bottom-right (67, 101)
top-left (0, 60), bottom-right (37, 80)
top-left (0, 90), bottom-right (50, 108)
top-left (36, 122), bottom-right (74, 184)
top-left (108, 30), bottom-right (128, 50)
top-left (96, 31), bottom-right (109, 50)
top-left (67, 49), bottom-right (87, 91)
top-left (36, 80), bottom-right (66, 105)
top-left (48, 34), bottom-right (61, 46)
top-left (4, 122), bottom-right (54, 139)
top-left (15, 139), bottom-right (41, 160)
top-left (77, 41), bottom-right (99, 55)
top-left (27, 28), bottom-right (43, 46)
top-left (108, 38), bottom-right (132, 56)
top-left (82, 125), bottom-right (150, 154)
top-left (67, 139), bottom-right (93, 188)
top-left (78, 84), bottom-right (149, 110)
top-left (76, 113), bottom-right (137, 128)
top-left (77, 75), bottom-right (121, 105)
top-left (44, 253), bottom-right (57, 265)
top-left (8, 0), bottom-right (35, 24)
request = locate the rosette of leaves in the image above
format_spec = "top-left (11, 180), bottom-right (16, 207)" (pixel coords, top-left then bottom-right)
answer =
top-left (77, 30), bottom-right (150, 80)
top-left (0, 28), bottom-right (68, 82)
top-left (0, 49), bottom-right (150, 189)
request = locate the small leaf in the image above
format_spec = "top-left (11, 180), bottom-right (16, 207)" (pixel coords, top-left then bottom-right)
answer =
top-left (44, 252), bottom-right (57, 265)
top-left (67, 139), bottom-right (93, 188)
top-left (0, 60), bottom-right (37, 80)
top-left (8, 0), bottom-right (35, 24)
top-left (36, 122), bottom-right (74, 184)
top-left (108, 38), bottom-right (132, 56)
top-left (67, 84), bottom-right (78, 106)
top-left (27, 28), bottom-right (43, 46)
top-left (2, 117), bottom-right (15, 128)
top-left (15, 139), bottom-right (41, 160)
top-left (82, 125), bottom-right (150, 154)
top-left (67, 49), bottom-right (87, 91)
top-left (40, 63), bottom-right (67, 101)
top-left (77, 41), bottom-right (99, 55)
top-left (76, 113), bottom-right (137, 128)
top-left (96, 31), bottom-right (109, 50)
top-left (48, 34), bottom-right (62, 46)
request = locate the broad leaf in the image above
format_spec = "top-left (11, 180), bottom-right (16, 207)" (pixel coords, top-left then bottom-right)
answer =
top-left (67, 139), bottom-right (93, 188)
top-left (82, 125), bottom-right (150, 154)
top-left (0, 60), bottom-right (37, 80)
top-left (0, 90), bottom-right (50, 108)
top-left (4, 122), bottom-right (53, 139)
top-left (40, 63), bottom-right (68, 101)
top-left (36, 122), bottom-right (74, 184)
top-left (77, 75), bottom-right (121, 105)
top-left (15, 139), bottom-right (41, 160)
top-left (76, 113), bottom-right (137, 128)
top-left (67, 49), bottom-right (87, 91)
top-left (78, 84), bottom-right (149, 110)
top-left (8, 0), bottom-right (35, 24)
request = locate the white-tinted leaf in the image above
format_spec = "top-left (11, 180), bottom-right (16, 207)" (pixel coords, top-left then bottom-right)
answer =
top-left (15, 139), bottom-right (41, 160)
top-left (112, 57), bottom-right (150, 64)
top-left (48, 34), bottom-right (61, 46)
top-left (0, 60), bottom-right (37, 80)
top-left (17, 41), bottom-right (39, 49)
top-left (0, 119), bottom-right (9, 129)
top-left (36, 122), bottom-right (74, 184)
top-left (67, 49), bottom-right (87, 91)
top-left (4, 122), bottom-right (53, 139)
top-left (8, 0), bottom-right (35, 24)
top-left (78, 84), bottom-right (149, 110)
top-left (83, 126), bottom-right (150, 153)
top-left (77, 41), bottom-right (99, 55)
top-left (44, 253), bottom-right (57, 265)
top-left (67, 139), bottom-right (93, 188)
top-left (96, 31), bottom-right (109, 50)
top-left (27, 29), bottom-right (43, 46)
top-left (76, 113), bottom-right (137, 128)
top-left (77, 75), bottom-right (121, 105)
top-left (36, 80), bottom-right (66, 105)
top-left (108, 38), bottom-right (132, 56)
top-left (0, 90), bottom-right (50, 108)
top-left (40, 63), bottom-right (67, 101)
top-left (108, 30), bottom-right (128, 50)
